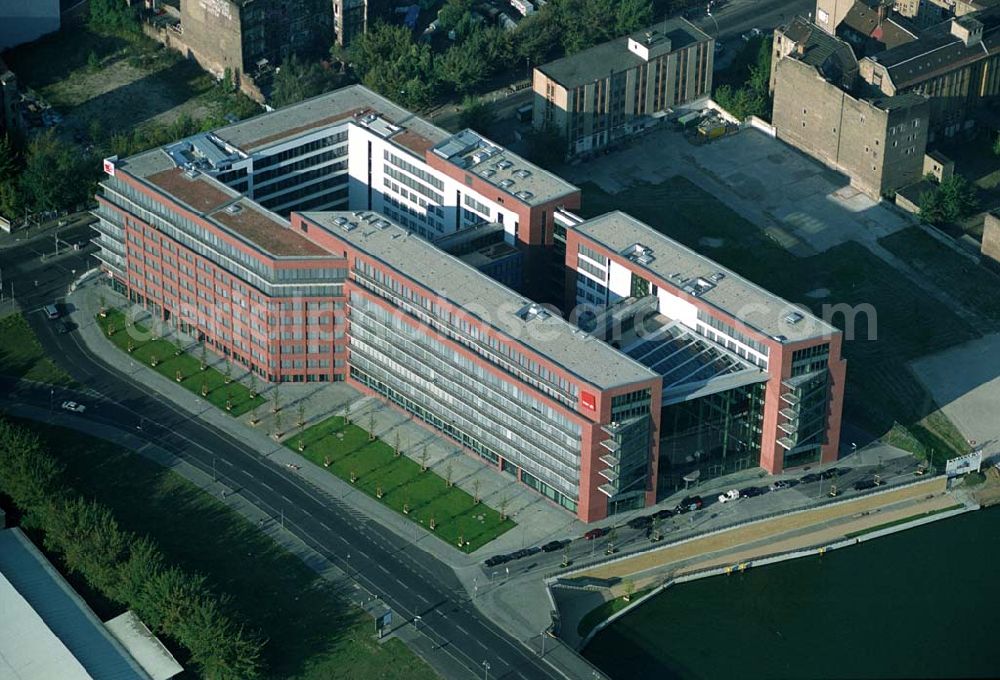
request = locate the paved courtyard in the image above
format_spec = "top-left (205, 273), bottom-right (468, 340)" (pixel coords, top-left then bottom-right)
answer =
top-left (911, 333), bottom-right (1000, 459)
top-left (563, 126), bottom-right (911, 255)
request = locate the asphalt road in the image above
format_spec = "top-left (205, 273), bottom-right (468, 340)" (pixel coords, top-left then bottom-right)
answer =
top-left (0, 240), bottom-right (561, 680)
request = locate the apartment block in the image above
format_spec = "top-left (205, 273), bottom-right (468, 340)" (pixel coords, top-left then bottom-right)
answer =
top-left (533, 18), bottom-right (713, 157)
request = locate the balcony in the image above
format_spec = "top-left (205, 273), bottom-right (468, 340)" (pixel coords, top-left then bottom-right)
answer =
top-left (598, 482), bottom-right (617, 498)
top-left (780, 391), bottom-right (800, 406)
top-left (777, 435), bottom-right (797, 450)
top-left (778, 420), bottom-right (798, 435)
top-left (598, 467), bottom-right (618, 483)
top-left (599, 452), bottom-right (619, 467)
top-left (779, 406), bottom-right (798, 421)
top-left (600, 438), bottom-right (620, 452)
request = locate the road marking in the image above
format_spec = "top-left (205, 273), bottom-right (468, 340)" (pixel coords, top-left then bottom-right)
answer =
top-left (281, 495), bottom-right (291, 503)
top-left (241, 469), bottom-right (253, 477)
top-left (260, 482), bottom-right (273, 491)
top-left (319, 522), bottom-right (331, 531)
top-left (219, 458), bottom-right (233, 466)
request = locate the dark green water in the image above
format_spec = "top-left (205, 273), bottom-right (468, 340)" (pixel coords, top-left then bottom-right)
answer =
top-left (584, 508), bottom-right (1000, 680)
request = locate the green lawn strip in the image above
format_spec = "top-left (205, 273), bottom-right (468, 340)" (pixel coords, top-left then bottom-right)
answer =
top-left (96, 309), bottom-right (255, 415)
top-left (9, 417), bottom-right (436, 680)
top-left (0, 313), bottom-right (76, 386)
top-left (844, 504), bottom-right (964, 539)
top-left (878, 227), bottom-right (1000, 322)
top-left (292, 416), bottom-right (514, 553)
top-left (577, 589), bottom-right (653, 640)
top-left (579, 177), bottom-right (974, 458)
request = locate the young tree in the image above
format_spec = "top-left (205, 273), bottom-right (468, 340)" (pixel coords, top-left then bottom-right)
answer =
top-left (296, 399), bottom-right (306, 427)
top-left (614, 0), bottom-right (653, 35)
top-left (499, 494), bottom-right (509, 521)
top-left (419, 444), bottom-right (429, 472)
top-left (367, 411), bottom-right (376, 441)
top-left (19, 130), bottom-right (96, 212)
top-left (622, 579), bottom-right (635, 602)
top-left (271, 55), bottom-right (341, 108)
top-left (459, 97), bottom-right (496, 135)
top-left (919, 174), bottom-right (980, 225)
top-left (444, 462), bottom-right (453, 488)
top-left (349, 23), bottom-right (439, 109)
top-left (472, 478), bottom-right (482, 504)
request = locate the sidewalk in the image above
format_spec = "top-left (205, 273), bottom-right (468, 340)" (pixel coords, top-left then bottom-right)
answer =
top-left (68, 275), bottom-right (617, 678)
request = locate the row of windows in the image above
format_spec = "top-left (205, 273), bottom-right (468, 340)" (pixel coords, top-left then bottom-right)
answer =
top-left (384, 150), bottom-right (445, 191)
top-left (696, 310), bottom-right (769, 357)
top-left (352, 258), bottom-right (581, 407)
top-left (384, 166), bottom-right (444, 205)
top-left (253, 131), bottom-right (348, 171)
top-left (253, 148), bottom-right (346, 186)
top-left (578, 244), bottom-right (609, 267)
top-left (254, 160), bottom-right (347, 200)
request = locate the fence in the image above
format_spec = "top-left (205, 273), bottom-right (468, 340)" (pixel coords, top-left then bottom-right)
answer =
top-left (546, 473), bottom-right (946, 581)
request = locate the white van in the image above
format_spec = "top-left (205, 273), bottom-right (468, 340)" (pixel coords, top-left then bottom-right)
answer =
top-left (44, 304), bottom-right (60, 320)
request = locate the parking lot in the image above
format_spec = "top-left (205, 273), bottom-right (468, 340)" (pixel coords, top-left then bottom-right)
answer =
top-left (562, 125), bottom-right (911, 256)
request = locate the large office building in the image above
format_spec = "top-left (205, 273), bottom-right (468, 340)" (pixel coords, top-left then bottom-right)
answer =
top-left (93, 85), bottom-right (845, 522)
top-left (532, 18), bottom-right (714, 158)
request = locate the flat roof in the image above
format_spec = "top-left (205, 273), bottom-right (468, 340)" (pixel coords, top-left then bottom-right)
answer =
top-left (302, 211), bottom-right (658, 391)
top-left (573, 212), bottom-right (838, 343)
top-left (145, 167), bottom-right (237, 214)
top-left (538, 18), bottom-right (711, 89)
top-left (211, 84), bottom-right (452, 155)
top-left (0, 528), bottom-right (150, 680)
top-left (431, 129), bottom-right (579, 207)
top-left (211, 199), bottom-right (330, 257)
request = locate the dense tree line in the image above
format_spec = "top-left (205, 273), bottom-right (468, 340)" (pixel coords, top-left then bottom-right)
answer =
top-left (88, 0), bottom-right (141, 35)
top-left (0, 420), bottom-right (264, 679)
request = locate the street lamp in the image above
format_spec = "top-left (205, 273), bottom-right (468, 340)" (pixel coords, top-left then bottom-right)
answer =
top-left (482, 661), bottom-right (490, 680)
top-left (706, 8), bottom-right (720, 38)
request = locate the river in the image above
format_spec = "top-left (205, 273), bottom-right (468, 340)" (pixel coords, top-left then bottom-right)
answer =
top-left (584, 507), bottom-right (1000, 679)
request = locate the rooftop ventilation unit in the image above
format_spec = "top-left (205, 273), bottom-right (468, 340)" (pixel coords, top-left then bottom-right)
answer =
top-left (481, 168), bottom-right (496, 178)
top-left (682, 278), bottom-right (715, 297)
top-left (183, 166), bottom-right (200, 179)
top-left (499, 179), bottom-right (515, 188)
top-left (515, 190), bottom-right (534, 200)
top-left (334, 216), bottom-right (349, 226)
top-left (516, 303), bottom-right (550, 321)
top-left (784, 311), bottom-right (804, 324)
top-left (338, 220), bottom-right (357, 232)
top-left (497, 159), bottom-right (513, 170)
top-left (372, 219), bottom-right (390, 230)
top-left (709, 272), bottom-right (726, 282)
top-left (623, 243), bottom-right (655, 265)
top-left (224, 203), bottom-right (243, 215)
top-left (514, 169), bottom-right (532, 178)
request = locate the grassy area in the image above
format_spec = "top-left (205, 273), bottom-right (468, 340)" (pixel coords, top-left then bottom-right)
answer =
top-left (9, 418), bottom-right (437, 680)
top-left (0, 313), bottom-right (75, 386)
top-left (577, 588), bottom-right (652, 640)
top-left (579, 176), bottom-right (972, 459)
top-left (3, 17), bottom-right (258, 140)
top-left (878, 227), bottom-right (1000, 323)
top-left (844, 504), bottom-right (964, 539)
top-left (96, 309), bottom-right (256, 416)
top-left (962, 471), bottom-right (986, 487)
top-left (292, 415), bottom-right (515, 553)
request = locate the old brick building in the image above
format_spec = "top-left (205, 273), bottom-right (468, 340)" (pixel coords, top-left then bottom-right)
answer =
top-left (771, 17), bottom-right (930, 199)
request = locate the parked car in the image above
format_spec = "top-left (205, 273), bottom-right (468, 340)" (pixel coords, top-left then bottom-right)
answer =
top-left (740, 486), bottom-right (765, 498)
top-left (627, 515), bottom-right (653, 530)
top-left (821, 467), bottom-right (844, 479)
top-left (57, 321), bottom-right (75, 335)
top-left (800, 473), bottom-right (822, 484)
top-left (854, 479), bottom-right (877, 491)
top-left (44, 304), bottom-right (60, 320)
top-left (742, 27), bottom-right (762, 41)
top-left (584, 527), bottom-right (610, 540)
top-left (717, 489), bottom-right (740, 504)
top-left (61, 401), bottom-right (85, 413)
top-left (674, 496), bottom-right (704, 513)
top-left (541, 540), bottom-right (565, 553)
top-left (770, 480), bottom-right (791, 491)
top-left (654, 508), bottom-right (674, 520)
